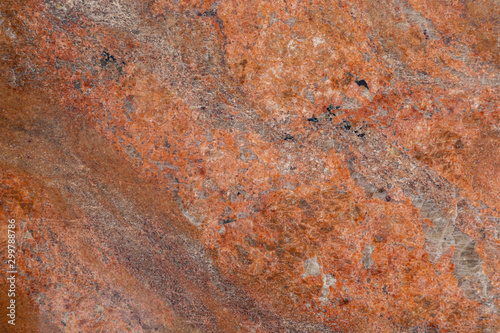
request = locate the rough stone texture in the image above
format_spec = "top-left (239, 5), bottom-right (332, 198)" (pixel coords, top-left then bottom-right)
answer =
top-left (0, 0), bottom-right (499, 332)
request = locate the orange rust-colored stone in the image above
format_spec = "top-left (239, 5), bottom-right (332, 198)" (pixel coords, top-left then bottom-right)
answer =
top-left (0, 0), bottom-right (499, 332)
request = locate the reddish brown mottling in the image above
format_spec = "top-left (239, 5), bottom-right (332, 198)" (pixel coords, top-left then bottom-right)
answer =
top-left (0, 0), bottom-right (499, 331)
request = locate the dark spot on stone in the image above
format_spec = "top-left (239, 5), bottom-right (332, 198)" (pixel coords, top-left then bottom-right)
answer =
top-left (454, 139), bottom-right (464, 149)
top-left (202, 9), bottom-right (218, 17)
top-left (307, 116), bottom-right (319, 123)
top-left (326, 104), bottom-right (338, 120)
top-left (339, 298), bottom-right (350, 306)
top-left (326, 104), bottom-right (339, 112)
top-left (385, 195), bottom-right (391, 202)
top-left (357, 133), bottom-right (365, 138)
top-left (164, 139), bottom-right (170, 148)
top-left (283, 134), bottom-right (295, 141)
top-left (201, 106), bottom-right (206, 111)
top-left (219, 219), bottom-right (235, 225)
top-left (341, 120), bottom-right (352, 131)
top-left (479, 228), bottom-right (486, 239)
top-left (101, 51), bottom-right (117, 66)
top-left (355, 79), bottom-right (369, 90)
top-left (298, 198), bottom-right (311, 210)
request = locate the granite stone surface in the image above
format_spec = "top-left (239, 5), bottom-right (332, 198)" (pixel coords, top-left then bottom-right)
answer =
top-left (0, 0), bottom-right (499, 332)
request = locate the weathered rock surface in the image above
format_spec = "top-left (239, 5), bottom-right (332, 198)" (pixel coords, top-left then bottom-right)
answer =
top-left (0, 0), bottom-right (499, 331)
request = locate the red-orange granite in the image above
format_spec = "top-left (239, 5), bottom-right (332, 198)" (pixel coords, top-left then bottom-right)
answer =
top-left (0, 0), bottom-right (499, 332)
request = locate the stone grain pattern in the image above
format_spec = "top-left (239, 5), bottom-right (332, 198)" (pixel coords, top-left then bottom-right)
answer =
top-left (0, 0), bottom-right (499, 332)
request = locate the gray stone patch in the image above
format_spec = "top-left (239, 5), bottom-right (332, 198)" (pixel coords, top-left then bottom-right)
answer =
top-left (342, 132), bottom-right (496, 306)
top-left (61, 311), bottom-right (71, 326)
top-left (125, 143), bottom-right (142, 161)
top-left (227, 185), bottom-right (248, 203)
top-left (222, 206), bottom-right (234, 216)
top-left (183, 210), bottom-right (202, 226)
top-left (284, 17), bottom-right (297, 29)
top-left (239, 146), bottom-right (258, 162)
top-left (23, 230), bottom-right (34, 241)
top-left (302, 256), bottom-right (321, 278)
top-left (269, 12), bottom-right (279, 27)
top-left (237, 211), bottom-right (249, 219)
top-left (341, 93), bottom-right (362, 110)
top-left (203, 177), bottom-right (219, 193)
top-left (319, 274), bottom-right (337, 303)
top-left (304, 86), bottom-right (315, 104)
top-left (393, 0), bottom-right (439, 40)
top-left (124, 98), bottom-right (135, 113)
top-left (362, 244), bottom-right (374, 269)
